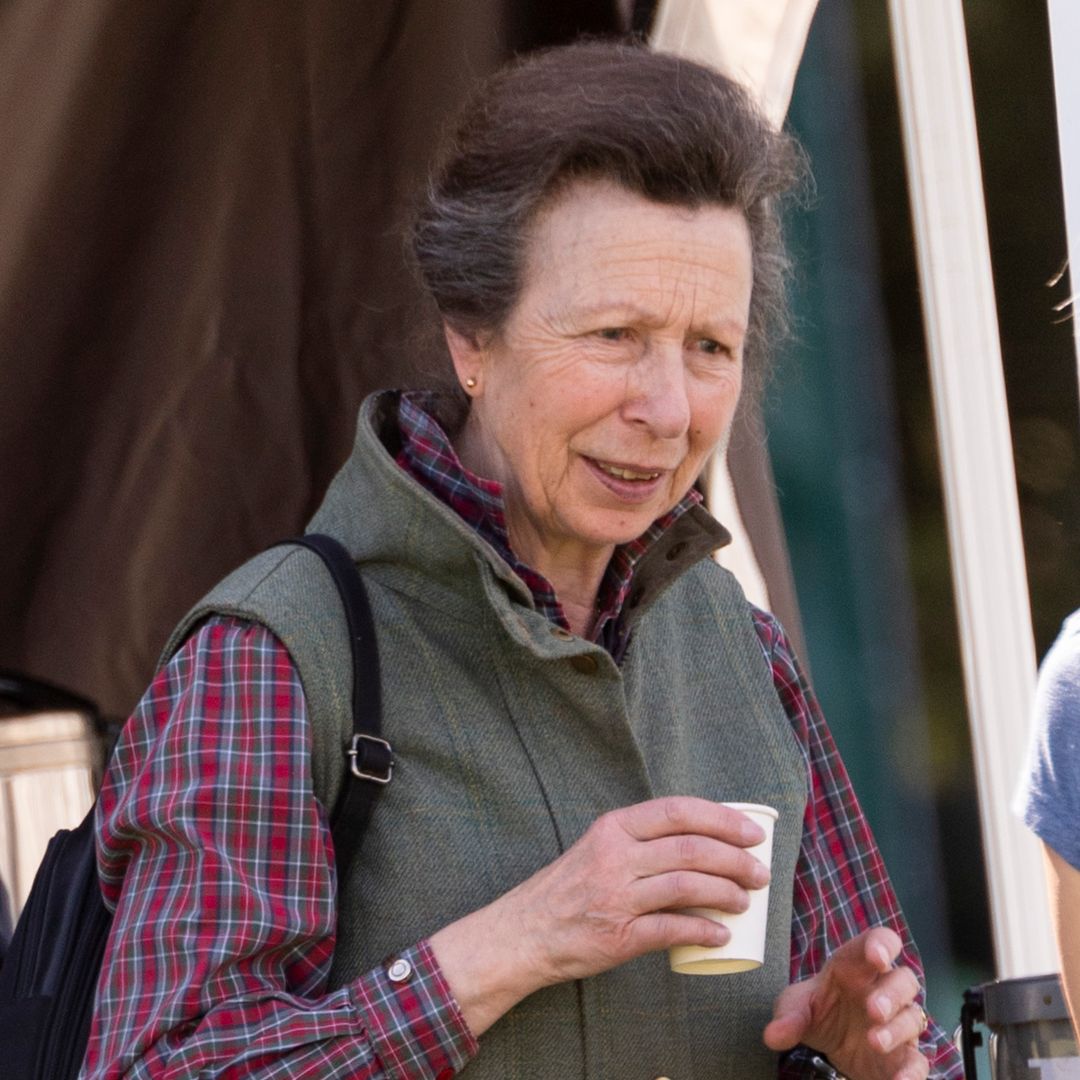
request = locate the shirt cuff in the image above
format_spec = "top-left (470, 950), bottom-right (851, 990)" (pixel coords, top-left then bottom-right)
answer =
top-left (350, 939), bottom-right (479, 1080)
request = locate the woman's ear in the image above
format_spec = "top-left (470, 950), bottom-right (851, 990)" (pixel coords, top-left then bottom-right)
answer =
top-left (443, 322), bottom-right (486, 396)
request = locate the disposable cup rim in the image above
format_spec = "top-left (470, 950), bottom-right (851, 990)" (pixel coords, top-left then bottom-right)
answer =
top-left (722, 802), bottom-right (778, 821)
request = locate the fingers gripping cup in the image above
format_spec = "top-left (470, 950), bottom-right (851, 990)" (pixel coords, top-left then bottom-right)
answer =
top-left (669, 803), bottom-right (778, 975)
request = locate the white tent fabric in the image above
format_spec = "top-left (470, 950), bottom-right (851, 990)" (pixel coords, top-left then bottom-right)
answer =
top-left (651, 0), bottom-right (818, 128)
top-left (888, 0), bottom-right (1054, 977)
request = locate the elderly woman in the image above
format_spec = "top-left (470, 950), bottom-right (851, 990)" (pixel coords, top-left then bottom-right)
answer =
top-left (83, 42), bottom-right (962, 1080)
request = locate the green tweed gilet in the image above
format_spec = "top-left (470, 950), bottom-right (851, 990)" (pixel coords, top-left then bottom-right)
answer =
top-left (166, 391), bottom-right (808, 1079)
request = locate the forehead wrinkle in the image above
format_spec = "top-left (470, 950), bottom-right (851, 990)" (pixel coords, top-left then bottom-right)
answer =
top-left (521, 185), bottom-right (752, 335)
top-left (596, 245), bottom-right (744, 297)
top-left (567, 263), bottom-right (745, 336)
top-left (545, 222), bottom-right (729, 278)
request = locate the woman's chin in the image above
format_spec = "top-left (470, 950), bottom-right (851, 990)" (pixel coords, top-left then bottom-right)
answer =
top-left (565, 506), bottom-right (669, 551)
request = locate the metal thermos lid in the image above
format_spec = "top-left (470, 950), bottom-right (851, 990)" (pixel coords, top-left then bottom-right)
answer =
top-left (982, 973), bottom-right (1071, 1025)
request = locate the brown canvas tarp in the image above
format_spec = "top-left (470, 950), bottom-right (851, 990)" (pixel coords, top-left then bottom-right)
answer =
top-left (0, 0), bottom-right (800, 720)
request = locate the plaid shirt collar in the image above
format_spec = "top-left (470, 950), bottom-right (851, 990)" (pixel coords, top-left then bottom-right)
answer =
top-left (395, 390), bottom-right (704, 653)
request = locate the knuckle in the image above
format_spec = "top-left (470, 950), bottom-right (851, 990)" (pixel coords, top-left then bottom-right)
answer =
top-left (667, 869), bottom-right (692, 902)
top-left (651, 911), bottom-right (677, 939)
top-left (647, 912), bottom-right (685, 952)
top-left (590, 811), bottom-right (622, 844)
top-left (607, 919), bottom-right (639, 957)
top-left (675, 834), bottom-right (700, 866)
top-left (662, 797), bottom-right (691, 830)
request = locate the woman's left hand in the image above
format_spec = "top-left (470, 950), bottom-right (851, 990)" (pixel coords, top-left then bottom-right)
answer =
top-left (762, 926), bottom-right (929, 1080)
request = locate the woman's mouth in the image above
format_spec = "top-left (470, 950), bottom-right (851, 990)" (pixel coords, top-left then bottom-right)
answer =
top-left (593, 460), bottom-right (661, 482)
top-left (584, 457), bottom-right (669, 503)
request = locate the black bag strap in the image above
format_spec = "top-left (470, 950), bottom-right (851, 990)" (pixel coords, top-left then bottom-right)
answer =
top-left (276, 534), bottom-right (391, 879)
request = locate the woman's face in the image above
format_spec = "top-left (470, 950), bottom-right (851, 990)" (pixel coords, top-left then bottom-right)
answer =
top-left (449, 179), bottom-right (753, 576)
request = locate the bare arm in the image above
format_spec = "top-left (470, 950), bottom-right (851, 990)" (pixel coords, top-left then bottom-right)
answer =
top-left (1044, 843), bottom-right (1080, 1040)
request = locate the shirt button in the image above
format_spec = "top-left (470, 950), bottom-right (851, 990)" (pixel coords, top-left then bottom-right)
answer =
top-left (570, 653), bottom-right (598, 674)
top-left (386, 957), bottom-right (413, 983)
top-left (550, 626), bottom-right (574, 640)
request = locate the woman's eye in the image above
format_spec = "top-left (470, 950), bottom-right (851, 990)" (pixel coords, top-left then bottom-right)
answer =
top-left (695, 334), bottom-right (738, 360)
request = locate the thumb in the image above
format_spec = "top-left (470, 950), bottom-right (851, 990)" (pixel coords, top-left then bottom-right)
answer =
top-left (763, 982), bottom-right (815, 1052)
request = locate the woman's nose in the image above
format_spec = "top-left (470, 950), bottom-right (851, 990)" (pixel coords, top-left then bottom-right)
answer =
top-left (623, 347), bottom-right (691, 438)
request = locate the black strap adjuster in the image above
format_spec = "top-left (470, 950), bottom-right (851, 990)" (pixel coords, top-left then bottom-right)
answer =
top-left (348, 732), bottom-right (394, 784)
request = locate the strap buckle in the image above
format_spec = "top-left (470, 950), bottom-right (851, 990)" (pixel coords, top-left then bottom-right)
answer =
top-left (348, 733), bottom-right (394, 784)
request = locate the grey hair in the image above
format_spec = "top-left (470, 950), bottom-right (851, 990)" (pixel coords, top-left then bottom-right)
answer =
top-left (411, 39), bottom-right (808, 403)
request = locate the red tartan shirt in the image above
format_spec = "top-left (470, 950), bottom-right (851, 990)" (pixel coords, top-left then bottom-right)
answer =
top-left (83, 394), bottom-right (962, 1079)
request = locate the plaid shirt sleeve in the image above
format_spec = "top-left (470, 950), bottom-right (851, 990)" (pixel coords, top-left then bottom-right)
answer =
top-left (82, 616), bottom-right (477, 1080)
top-left (751, 607), bottom-right (963, 1080)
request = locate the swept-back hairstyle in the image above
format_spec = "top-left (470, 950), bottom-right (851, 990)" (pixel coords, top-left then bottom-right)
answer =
top-left (411, 39), bottom-right (807, 397)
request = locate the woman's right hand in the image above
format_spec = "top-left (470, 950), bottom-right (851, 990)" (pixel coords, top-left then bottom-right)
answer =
top-left (429, 796), bottom-right (771, 1037)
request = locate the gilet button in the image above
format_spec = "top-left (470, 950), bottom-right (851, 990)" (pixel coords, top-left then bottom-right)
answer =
top-left (570, 653), bottom-right (598, 674)
top-left (550, 626), bottom-right (574, 640)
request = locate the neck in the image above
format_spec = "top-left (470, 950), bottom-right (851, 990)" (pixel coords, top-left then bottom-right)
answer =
top-left (503, 509), bottom-right (614, 637)
top-left (561, 591), bottom-right (604, 639)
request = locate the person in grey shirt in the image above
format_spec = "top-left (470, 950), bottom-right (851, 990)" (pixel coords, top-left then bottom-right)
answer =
top-left (1016, 608), bottom-right (1080, 1035)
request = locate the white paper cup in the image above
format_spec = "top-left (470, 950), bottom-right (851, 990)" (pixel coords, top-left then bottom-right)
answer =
top-left (668, 802), bottom-right (778, 975)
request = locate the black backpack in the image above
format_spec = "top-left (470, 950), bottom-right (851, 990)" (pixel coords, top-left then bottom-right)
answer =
top-left (0, 534), bottom-right (392, 1079)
